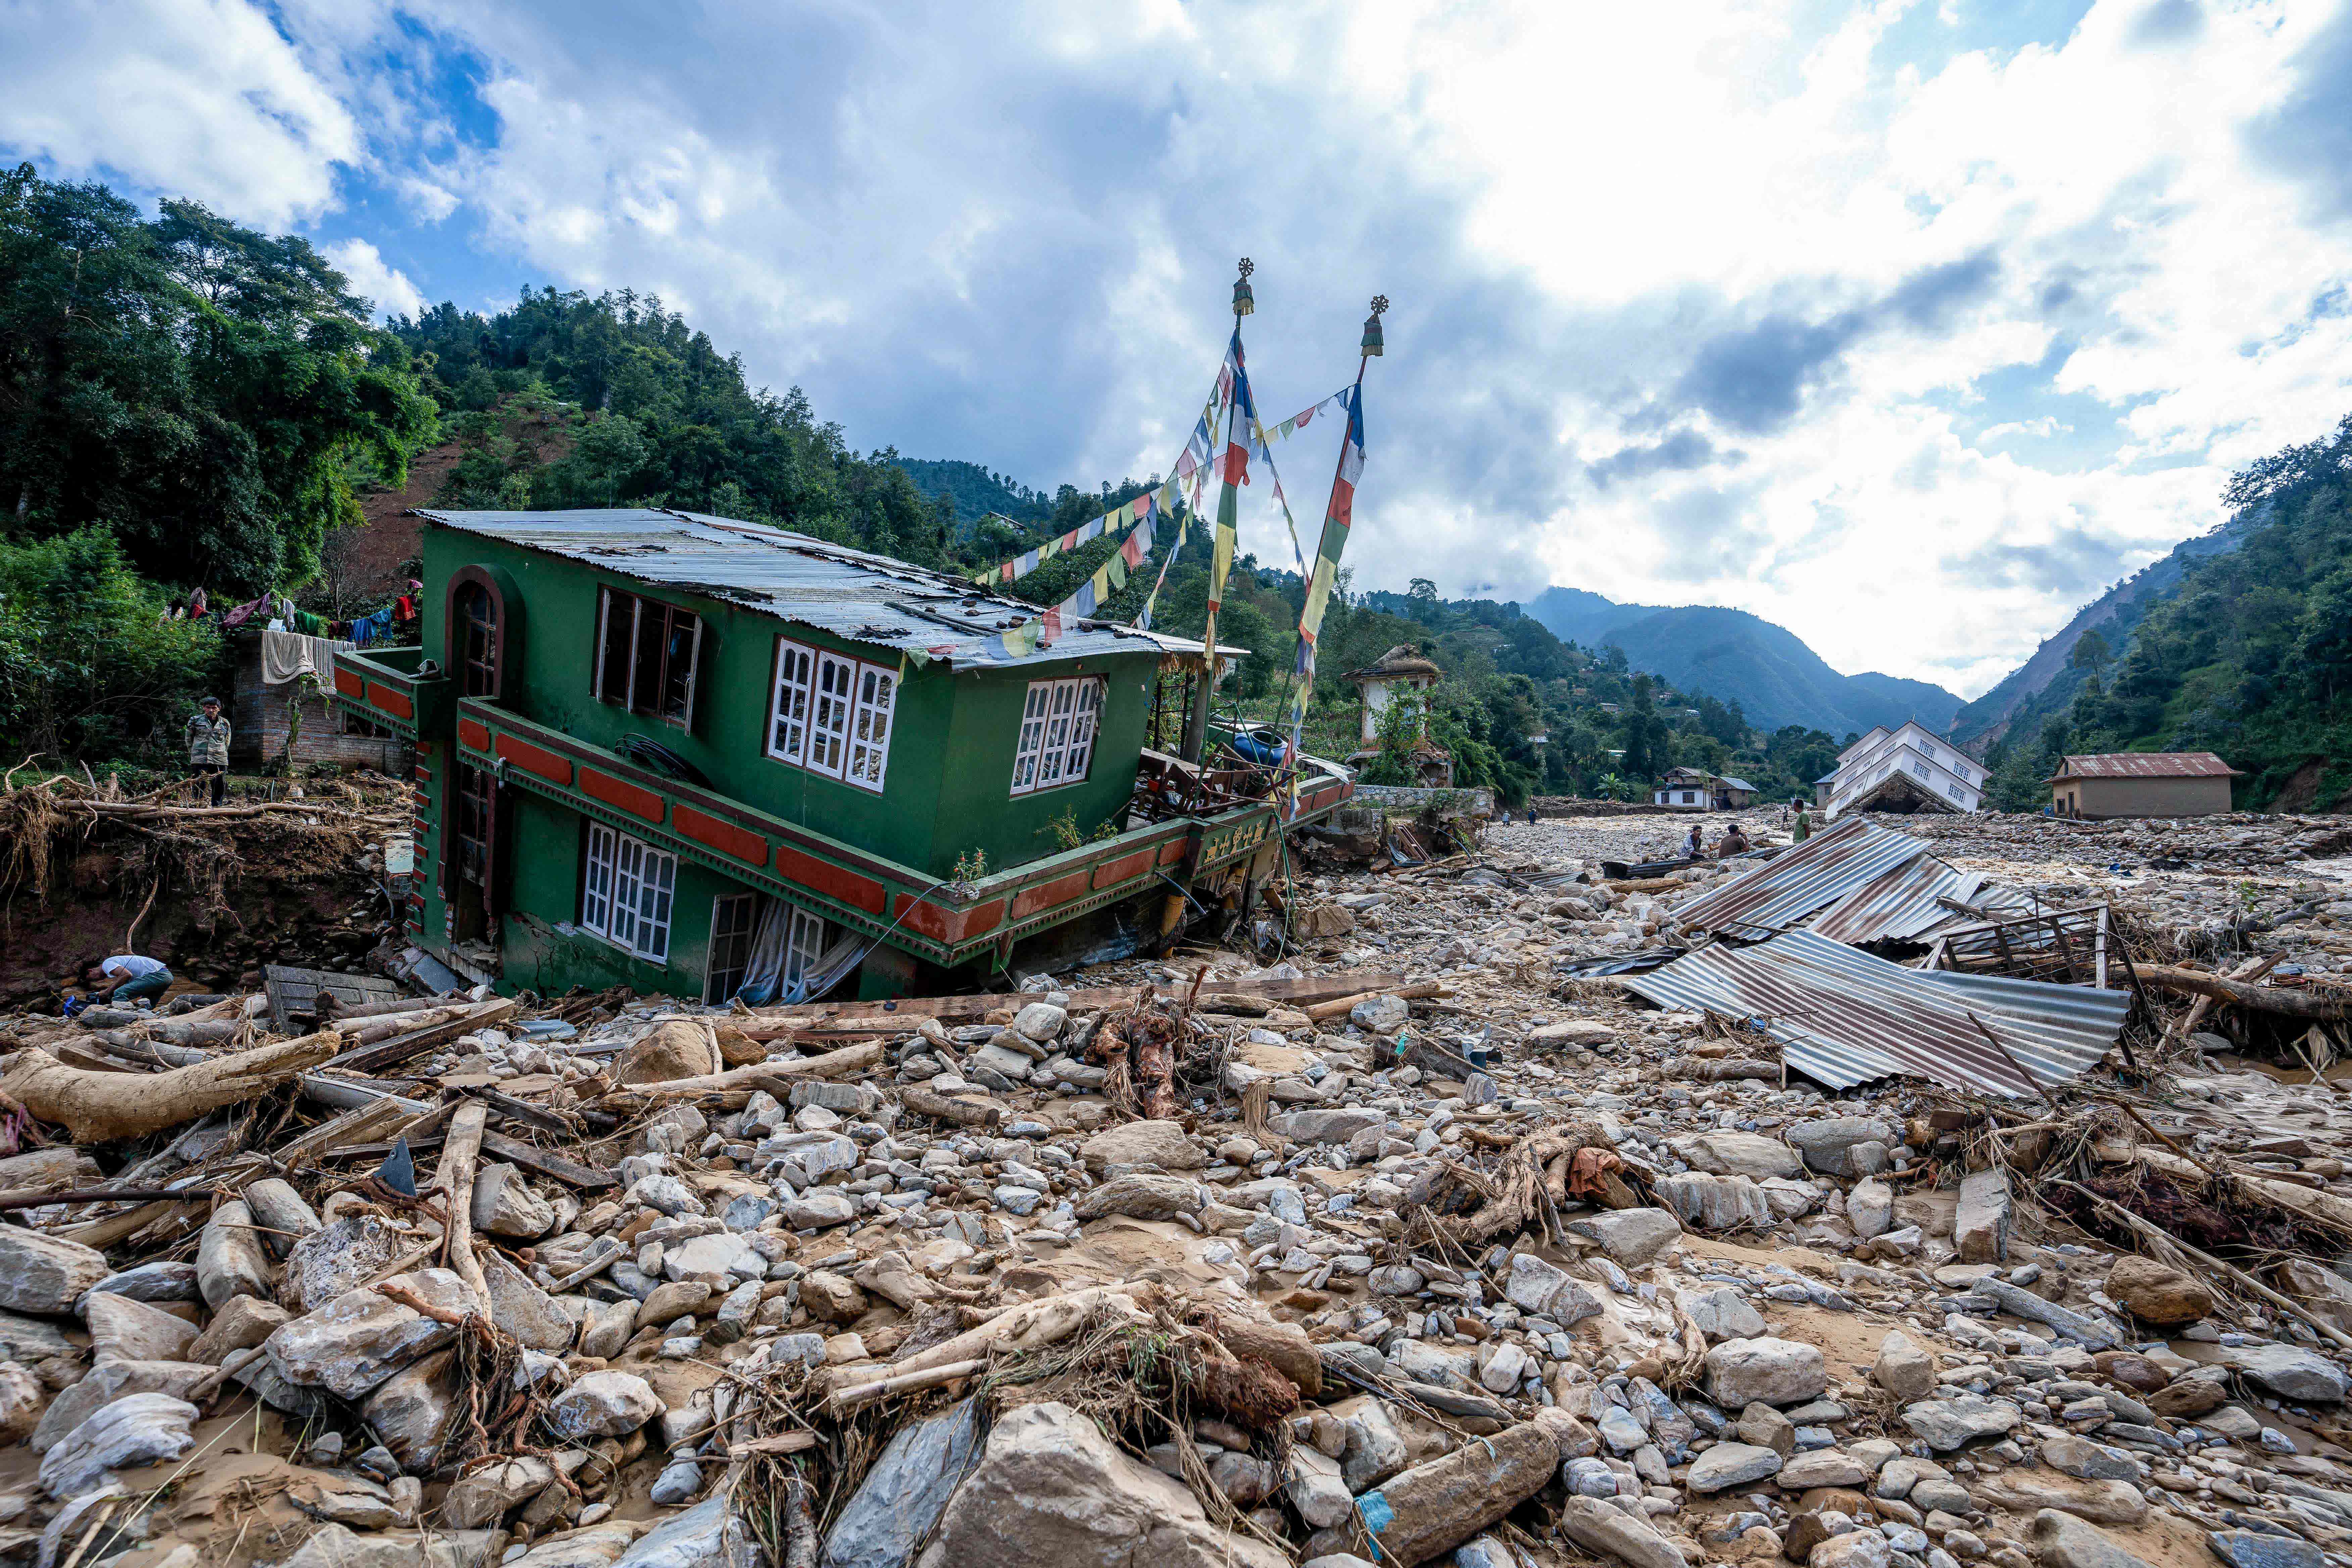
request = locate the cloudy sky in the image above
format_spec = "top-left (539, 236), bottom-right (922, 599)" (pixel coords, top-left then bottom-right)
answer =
top-left (7, 0), bottom-right (2351, 697)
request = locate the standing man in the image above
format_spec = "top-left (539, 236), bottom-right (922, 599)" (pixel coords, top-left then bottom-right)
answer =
top-left (1793, 805), bottom-right (1812, 842)
top-left (186, 695), bottom-right (231, 806)
top-left (85, 952), bottom-right (172, 1006)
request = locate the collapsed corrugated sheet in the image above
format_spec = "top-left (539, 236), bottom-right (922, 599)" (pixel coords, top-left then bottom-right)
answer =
top-left (418, 508), bottom-right (1164, 671)
top-left (1670, 816), bottom-right (2033, 946)
top-left (1621, 929), bottom-right (2130, 1095)
top-left (1667, 817), bottom-right (1931, 938)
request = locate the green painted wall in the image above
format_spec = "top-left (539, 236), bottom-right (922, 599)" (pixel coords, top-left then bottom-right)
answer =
top-left (494, 790), bottom-right (752, 999)
top-left (419, 525), bottom-right (1157, 879)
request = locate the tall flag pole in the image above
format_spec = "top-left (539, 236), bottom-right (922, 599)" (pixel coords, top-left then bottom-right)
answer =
top-left (1285, 294), bottom-right (1384, 812)
top-left (1185, 257), bottom-right (1259, 763)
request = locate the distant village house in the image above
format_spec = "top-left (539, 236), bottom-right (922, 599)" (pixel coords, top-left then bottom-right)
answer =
top-left (1824, 722), bottom-right (1982, 818)
top-left (2047, 752), bottom-right (2238, 819)
top-left (1651, 767), bottom-right (1757, 811)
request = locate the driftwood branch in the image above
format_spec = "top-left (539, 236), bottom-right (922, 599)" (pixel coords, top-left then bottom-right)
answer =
top-left (0, 1031), bottom-right (340, 1141)
top-left (2135, 963), bottom-right (2352, 1019)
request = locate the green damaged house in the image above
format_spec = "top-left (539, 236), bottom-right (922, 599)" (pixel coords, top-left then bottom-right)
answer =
top-left (331, 508), bottom-right (1355, 1003)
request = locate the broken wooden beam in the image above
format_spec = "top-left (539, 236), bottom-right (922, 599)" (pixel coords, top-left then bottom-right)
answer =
top-left (334, 998), bottom-right (519, 1076)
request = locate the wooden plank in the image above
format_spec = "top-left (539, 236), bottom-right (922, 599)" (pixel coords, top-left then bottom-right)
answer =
top-left (748, 968), bottom-right (1407, 1039)
top-left (334, 998), bottom-right (519, 1076)
top-left (479, 1128), bottom-right (616, 1190)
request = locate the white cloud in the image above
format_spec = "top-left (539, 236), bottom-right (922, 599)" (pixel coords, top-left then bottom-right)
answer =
top-left (323, 238), bottom-right (425, 320)
top-left (0, 0), bottom-right (359, 226)
top-left (7, 0), bottom-right (2352, 701)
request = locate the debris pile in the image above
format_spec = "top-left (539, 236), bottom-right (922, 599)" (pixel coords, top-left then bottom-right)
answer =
top-left (0, 804), bottom-right (2343, 1568)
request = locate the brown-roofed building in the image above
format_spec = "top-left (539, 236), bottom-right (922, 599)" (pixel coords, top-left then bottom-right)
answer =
top-left (2046, 752), bottom-right (2240, 819)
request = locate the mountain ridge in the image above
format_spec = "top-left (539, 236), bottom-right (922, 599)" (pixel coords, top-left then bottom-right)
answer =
top-left (1519, 588), bottom-right (1963, 737)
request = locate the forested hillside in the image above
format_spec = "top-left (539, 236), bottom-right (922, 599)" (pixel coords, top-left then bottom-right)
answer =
top-left (1982, 412), bottom-right (2352, 811)
top-left (0, 162), bottom-right (1842, 804)
top-left (892, 458), bottom-right (1050, 532)
top-left (1520, 587), bottom-right (1961, 735)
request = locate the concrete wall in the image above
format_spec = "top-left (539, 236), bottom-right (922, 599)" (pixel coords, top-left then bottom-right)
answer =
top-left (2054, 774), bottom-right (2233, 819)
top-left (232, 641), bottom-right (411, 774)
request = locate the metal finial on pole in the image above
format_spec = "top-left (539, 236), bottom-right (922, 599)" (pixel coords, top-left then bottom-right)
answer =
top-left (1232, 257), bottom-right (1255, 319)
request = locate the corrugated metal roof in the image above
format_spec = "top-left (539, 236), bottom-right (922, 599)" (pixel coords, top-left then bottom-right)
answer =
top-left (2048, 751), bottom-right (2240, 781)
top-left (1622, 929), bottom-right (2130, 1094)
top-left (1718, 777), bottom-right (1757, 792)
top-left (1668, 817), bottom-right (1931, 938)
top-left (1807, 860), bottom-right (2037, 945)
top-left (418, 508), bottom-right (1171, 671)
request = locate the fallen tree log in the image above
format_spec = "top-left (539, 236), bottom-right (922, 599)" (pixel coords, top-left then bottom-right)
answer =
top-left (595, 1041), bottom-right (883, 1102)
top-left (2133, 963), bottom-right (2352, 1019)
top-left (2136, 1149), bottom-right (2352, 1238)
top-left (0, 1031), bottom-right (341, 1142)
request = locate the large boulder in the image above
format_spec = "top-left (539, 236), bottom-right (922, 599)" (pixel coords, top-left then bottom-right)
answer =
top-left (1556, 1495), bottom-right (1686, 1568)
top-left (2031, 1512), bottom-right (2161, 1568)
top-left (1703, 1337), bottom-right (1826, 1409)
top-left (611, 1021), bottom-right (719, 1085)
top-left (1504, 1254), bottom-right (1603, 1324)
top-left (1952, 1169), bottom-right (2011, 1263)
top-left (1675, 1131), bottom-right (1804, 1181)
top-left (1564, 1208), bottom-right (1683, 1267)
top-left (1872, 1330), bottom-right (1936, 1403)
top-left (84, 1292), bottom-right (197, 1363)
top-left (0, 1227), bottom-right (111, 1315)
top-left (1344, 1418), bottom-right (1560, 1566)
top-left (282, 1214), bottom-right (408, 1315)
top-left (821, 1398), bottom-right (988, 1568)
top-left (2222, 1343), bottom-right (2347, 1404)
top-left (1078, 1120), bottom-right (1205, 1172)
top-left (39, 1392), bottom-right (197, 1497)
top-left (929, 1402), bottom-right (1288, 1568)
top-left (1785, 1118), bottom-right (1895, 1178)
top-left (264, 1268), bottom-right (471, 1398)
top-left (546, 1370), bottom-right (662, 1440)
top-left (360, 1349), bottom-right (463, 1471)
top-left (1973, 1475), bottom-right (2145, 1525)
top-left (1653, 1173), bottom-right (1774, 1232)
top-left (2102, 1256), bottom-right (2212, 1327)
top-left (1687, 1441), bottom-right (1783, 1492)
top-left (1902, 1394), bottom-right (2021, 1451)
top-left (30, 1359), bottom-right (211, 1453)
top-left (198, 1200), bottom-right (275, 1308)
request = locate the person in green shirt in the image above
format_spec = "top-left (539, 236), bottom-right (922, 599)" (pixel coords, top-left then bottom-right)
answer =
top-left (1793, 806), bottom-right (1812, 842)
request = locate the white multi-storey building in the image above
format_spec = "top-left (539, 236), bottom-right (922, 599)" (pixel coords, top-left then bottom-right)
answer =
top-left (1824, 722), bottom-right (1983, 818)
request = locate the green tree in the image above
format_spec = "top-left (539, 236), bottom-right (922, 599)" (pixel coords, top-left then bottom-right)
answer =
top-left (0, 165), bottom-right (434, 589)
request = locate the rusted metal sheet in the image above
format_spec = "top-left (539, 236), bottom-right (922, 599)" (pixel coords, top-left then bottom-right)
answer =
top-left (1622, 929), bottom-right (2129, 1095)
top-left (1673, 815), bottom-right (2034, 946)
top-left (2048, 751), bottom-right (2237, 781)
top-left (1668, 817), bottom-right (1930, 938)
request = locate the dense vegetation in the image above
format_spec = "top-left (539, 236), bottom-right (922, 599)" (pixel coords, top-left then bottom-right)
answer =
top-left (391, 289), bottom-right (950, 566)
top-left (0, 164), bottom-right (433, 592)
top-left (892, 458), bottom-right (1050, 532)
top-left (1981, 412), bottom-right (2352, 812)
top-left (0, 163), bottom-right (1841, 804)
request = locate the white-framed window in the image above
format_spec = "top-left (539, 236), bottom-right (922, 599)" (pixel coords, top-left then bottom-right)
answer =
top-left (1011, 675), bottom-right (1107, 795)
top-left (581, 822), bottom-right (676, 963)
top-left (595, 587), bottom-right (702, 726)
top-left (767, 638), bottom-right (896, 794)
top-left (783, 907), bottom-right (828, 993)
top-left (809, 652), bottom-right (856, 777)
top-left (769, 642), bottom-right (815, 765)
top-left (706, 892), bottom-right (759, 1003)
top-left (1011, 681), bottom-right (1053, 793)
top-left (846, 664), bottom-right (896, 790)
